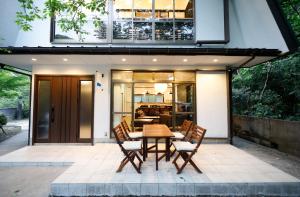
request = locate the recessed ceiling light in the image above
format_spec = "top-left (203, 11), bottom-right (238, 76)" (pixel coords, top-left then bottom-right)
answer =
top-left (31, 58), bottom-right (37, 61)
top-left (63, 58), bottom-right (68, 62)
top-left (213, 59), bottom-right (219, 62)
top-left (152, 58), bottom-right (157, 62)
top-left (122, 58), bottom-right (127, 62)
top-left (183, 59), bottom-right (188, 62)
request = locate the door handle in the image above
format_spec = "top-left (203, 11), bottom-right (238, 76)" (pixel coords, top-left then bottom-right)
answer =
top-left (51, 105), bottom-right (55, 123)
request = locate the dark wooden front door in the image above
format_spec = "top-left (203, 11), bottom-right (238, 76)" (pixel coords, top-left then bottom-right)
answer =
top-left (33, 75), bottom-right (94, 143)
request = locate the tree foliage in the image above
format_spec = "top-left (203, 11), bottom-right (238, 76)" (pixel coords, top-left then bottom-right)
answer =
top-left (0, 70), bottom-right (29, 98)
top-left (232, 0), bottom-right (300, 121)
top-left (0, 70), bottom-right (30, 110)
top-left (15, 0), bottom-right (107, 40)
top-left (281, 0), bottom-right (300, 39)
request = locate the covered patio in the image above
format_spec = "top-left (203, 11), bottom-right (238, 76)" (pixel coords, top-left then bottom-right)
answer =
top-left (0, 143), bottom-right (299, 196)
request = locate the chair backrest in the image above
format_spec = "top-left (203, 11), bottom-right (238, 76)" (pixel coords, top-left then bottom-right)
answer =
top-left (181, 120), bottom-right (193, 140)
top-left (121, 119), bottom-right (132, 133)
top-left (113, 124), bottom-right (127, 144)
top-left (190, 125), bottom-right (206, 149)
top-left (181, 120), bottom-right (193, 132)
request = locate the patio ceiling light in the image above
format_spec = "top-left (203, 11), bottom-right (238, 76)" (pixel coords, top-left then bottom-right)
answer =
top-left (63, 58), bottom-right (68, 62)
top-left (213, 59), bottom-right (219, 62)
top-left (31, 58), bottom-right (37, 61)
top-left (183, 58), bottom-right (188, 62)
top-left (152, 58), bottom-right (157, 62)
top-left (122, 58), bottom-right (127, 62)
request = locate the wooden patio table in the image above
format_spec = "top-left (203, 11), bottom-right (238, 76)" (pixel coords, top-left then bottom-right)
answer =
top-left (143, 124), bottom-right (174, 170)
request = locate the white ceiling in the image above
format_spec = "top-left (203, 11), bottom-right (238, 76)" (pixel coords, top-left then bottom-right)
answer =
top-left (0, 54), bottom-right (276, 72)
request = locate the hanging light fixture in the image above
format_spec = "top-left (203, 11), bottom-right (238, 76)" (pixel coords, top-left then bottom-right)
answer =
top-left (154, 83), bottom-right (168, 93)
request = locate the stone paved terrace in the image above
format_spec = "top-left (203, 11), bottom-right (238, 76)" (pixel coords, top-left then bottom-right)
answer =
top-left (0, 144), bottom-right (299, 196)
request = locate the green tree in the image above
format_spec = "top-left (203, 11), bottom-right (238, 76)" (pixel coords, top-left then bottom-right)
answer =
top-left (232, 0), bottom-right (300, 120)
top-left (0, 70), bottom-right (30, 109)
top-left (15, 0), bottom-right (107, 41)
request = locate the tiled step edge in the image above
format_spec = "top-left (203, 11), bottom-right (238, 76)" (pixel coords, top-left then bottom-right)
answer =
top-left (50, 182), bottom-right (300, 197)
top-left (0, 161), bottom-right (73, 167)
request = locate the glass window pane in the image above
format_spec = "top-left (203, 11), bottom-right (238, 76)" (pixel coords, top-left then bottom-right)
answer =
top-left (55, 20), bottom-right (77, 41)
top-left (133, 0), bottom-right (152, 19)
top-left (112, 71), bottom-right (133, 82)
top-left (54, 2), bottom-right (108, 42)
top-left (113, 83), bottom-right (132, 113)
top-left (37, 80), bottom-right (51, 139)
top-left (113, 0), bottom-right (133, 19)
top-left (155, 22), bottom-right (173, 40)
top-left (155, 0), bottom-right (173, 19)
top-left (133, 22), bottom-right (152, 40)
top-left (175, 0), bottom-right (193, 18)
top-left (175, 84), bottom-right (194, 112)
top-left (113, 21), bottom-right (133, 40)
top-left (79, 81), bottom-right (93, 139)
top-left (175, 21), bottom-right (193, 40)
top-left (174, 71), bottom-right (195, 82)
top-left (93, 20), bottom-right (108, 40)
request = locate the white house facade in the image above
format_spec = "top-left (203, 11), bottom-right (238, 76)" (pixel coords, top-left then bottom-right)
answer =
top-left (0, 0), bottom-right (297, 144)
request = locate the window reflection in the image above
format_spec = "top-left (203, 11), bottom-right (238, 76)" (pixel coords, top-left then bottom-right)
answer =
top-left (175, 21), bottom-right (193, 40)
top-left (113, 21), bottom-right (133, 40)
top-left (133, 22), bottom-right (152, 40)
top-left (54, 0), bottom-right (194, 43)
top-left (155, 22), bottom-right (173, 40)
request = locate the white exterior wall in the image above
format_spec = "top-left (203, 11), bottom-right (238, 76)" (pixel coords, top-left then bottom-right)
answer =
top-left (195, 0), bottom-right (225, 41)
top-left (227, 0), bottom-right (289, 52)
top-left (196, 71), bottom-right (228, 138)
top-left (29, 66), bottom-right (230, 142)
top-left (0, 0), bottom-right (291, 53)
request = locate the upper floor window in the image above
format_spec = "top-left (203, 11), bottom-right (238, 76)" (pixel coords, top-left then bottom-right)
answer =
top-left (53, 0), bottom-right (194, 44)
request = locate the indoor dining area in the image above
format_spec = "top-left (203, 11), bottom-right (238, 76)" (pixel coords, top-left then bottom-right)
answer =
top-left (111, 70), bottom-right (196, 134)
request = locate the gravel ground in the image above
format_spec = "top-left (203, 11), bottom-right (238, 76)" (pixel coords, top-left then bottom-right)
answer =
top-left (0, 166), bottom-right (67, 197)
top-left (233, 136), bottom-right (300, 179)
top-left (0, 119), bottom-right (68, 197)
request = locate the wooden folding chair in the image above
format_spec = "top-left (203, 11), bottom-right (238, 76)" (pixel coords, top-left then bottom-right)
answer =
top-left (113, 124), bottom-right (143, 173)
top-left (121, 119), bottom-right (143, 140)
top-left (121, 119), bottom-right (156, 152)
top-left (170, 120), bottom-right (193, 156)
top-left (171, 120), bottom-right (193, 140)
top-left (172, 125), bottom-right (206, 174)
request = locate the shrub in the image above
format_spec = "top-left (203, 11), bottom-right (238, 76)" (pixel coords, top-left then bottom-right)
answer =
top-left (0, 114), bottom-right (7, 126)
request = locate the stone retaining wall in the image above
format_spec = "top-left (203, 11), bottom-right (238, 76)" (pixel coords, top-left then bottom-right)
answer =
top-left (0, 108), bottom-right (17, 120)
top-left (233, 115), bottom-right (300, 158)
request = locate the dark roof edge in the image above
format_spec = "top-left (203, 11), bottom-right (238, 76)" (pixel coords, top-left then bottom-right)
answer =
top-left (0, 47), bottom-right (281, 57)
top-left (266, 0), bottom-right (299, 52)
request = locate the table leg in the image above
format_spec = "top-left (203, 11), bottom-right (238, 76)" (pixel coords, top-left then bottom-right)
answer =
top-left (156, 138), bottom-right (158, 171)
top-left (143, 138), bottom-right (147, 161)
top-left (166, 137), bottom-right (170, 161)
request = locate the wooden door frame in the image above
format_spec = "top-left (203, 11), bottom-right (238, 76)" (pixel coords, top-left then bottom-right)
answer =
top-left (32, 74), bottom-right (95, 145)
top-left (77, 76), bottom-right (95, 144)
top-left (33, 75), bottom-right (53, 144)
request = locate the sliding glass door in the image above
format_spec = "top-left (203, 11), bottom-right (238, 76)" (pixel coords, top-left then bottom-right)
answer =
top-left (111, 83), bottom-right (133, 131)
top-left (111, 70), bottom-right (196, 136)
